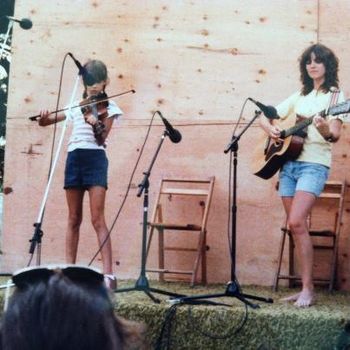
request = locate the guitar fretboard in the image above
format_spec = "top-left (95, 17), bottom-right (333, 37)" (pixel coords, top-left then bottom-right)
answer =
top-left (282, 110), bottom-right (326, 138)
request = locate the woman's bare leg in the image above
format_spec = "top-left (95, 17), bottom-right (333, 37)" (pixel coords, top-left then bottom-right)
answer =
top-left (279, 196), bottom-right (301, 301)
top-left (281, 191), bottom-right (317, 307)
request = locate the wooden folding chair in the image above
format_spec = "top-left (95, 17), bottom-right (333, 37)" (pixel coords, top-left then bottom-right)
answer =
top-left (273, 180), bottom-right (346, 292)
top-left (145, 176), bottom-right (215, 286)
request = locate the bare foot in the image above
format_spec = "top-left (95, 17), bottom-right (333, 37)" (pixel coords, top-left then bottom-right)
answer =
top-left (280, 292), bottom-right (300, 302)
top-left (294, 290), bottom-right (315, 308)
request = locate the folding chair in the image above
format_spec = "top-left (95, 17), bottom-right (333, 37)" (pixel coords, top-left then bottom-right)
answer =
top-left (146, 177), bottom-right (215, 286)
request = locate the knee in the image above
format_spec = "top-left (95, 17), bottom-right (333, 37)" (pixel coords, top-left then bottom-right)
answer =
top-left (288, 219), bottom-right (304, 235)
top-left (91, 216), bottom-right (106, 231)
top-left (68, 214), bottom-right (82, 231)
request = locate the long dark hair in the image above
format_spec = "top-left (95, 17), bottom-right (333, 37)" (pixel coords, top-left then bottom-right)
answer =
top-left (299, 43), bottom-right (339, 95)
top-left (0, 273), bottom-right (125, 350)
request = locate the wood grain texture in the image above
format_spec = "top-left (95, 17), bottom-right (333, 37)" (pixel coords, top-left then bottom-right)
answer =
top-left (2, 0), bottom-right (350, 289)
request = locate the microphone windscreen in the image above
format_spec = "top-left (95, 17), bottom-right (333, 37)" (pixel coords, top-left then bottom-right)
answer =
top-left (169, 129), bottom-right (182, 143)
top-left (20, 18), bottom-right (33, 30)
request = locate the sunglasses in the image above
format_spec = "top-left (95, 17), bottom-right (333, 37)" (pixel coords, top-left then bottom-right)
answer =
top-left (2, 264), bottom-right (104, 311)
top-left (12, 264), bottom-right (104, 289)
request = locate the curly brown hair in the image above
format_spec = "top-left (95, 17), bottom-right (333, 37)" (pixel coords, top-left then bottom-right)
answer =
top-left (299, 44), bottom-right (339, 95)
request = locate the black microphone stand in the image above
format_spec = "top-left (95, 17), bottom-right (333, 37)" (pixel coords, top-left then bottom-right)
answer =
top-left (116, 131), bottom-right (185, 303)
top-left (171, 110), bottom-right (273, 308)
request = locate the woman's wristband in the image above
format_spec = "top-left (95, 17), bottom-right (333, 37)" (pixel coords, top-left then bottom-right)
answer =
top-left (324, 133), bottom-right (335, 142)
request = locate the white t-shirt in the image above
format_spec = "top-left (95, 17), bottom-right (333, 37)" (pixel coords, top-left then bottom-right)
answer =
top-left (65, 100), bottom-right (123, 152)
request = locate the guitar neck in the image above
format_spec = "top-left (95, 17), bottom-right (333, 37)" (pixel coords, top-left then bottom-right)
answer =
top-left (282, 110), bottom-right (326, 138)
top-left (279, 97), bottom-right (350, 139)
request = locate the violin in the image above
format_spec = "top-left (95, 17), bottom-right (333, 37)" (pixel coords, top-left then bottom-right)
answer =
top-left (80, 92), bottom-right (109, 145)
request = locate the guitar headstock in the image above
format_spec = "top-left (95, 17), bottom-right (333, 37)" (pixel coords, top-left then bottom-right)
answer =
top-left (329, 99), bottom-right (350, 116)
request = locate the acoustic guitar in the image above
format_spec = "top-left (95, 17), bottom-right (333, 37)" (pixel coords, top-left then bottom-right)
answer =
top-left (252, 99), bottom-right (350, 180)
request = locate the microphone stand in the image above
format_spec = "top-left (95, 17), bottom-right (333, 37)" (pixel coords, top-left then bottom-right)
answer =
top-left (116, 131), bottom-right (185, 303)
top-left (27, 75), bottom-right (80, 266)
top-left (0, 20), bottom-right (13, 61)
top-left (171, 110), bottom-right (273, 308)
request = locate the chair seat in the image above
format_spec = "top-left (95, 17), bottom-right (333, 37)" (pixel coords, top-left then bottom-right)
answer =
top-left (149, 223), bottom-right (202, 231)
top-left (146, 268), bottom-right (193, 275)
top-left (309, 230), bottom-right (335, 237)
top-left (282, 228), bottom-right (335, 237)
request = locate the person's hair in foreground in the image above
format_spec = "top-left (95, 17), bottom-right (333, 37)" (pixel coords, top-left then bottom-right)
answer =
top-left (0, 265), bottom-right (140, 350)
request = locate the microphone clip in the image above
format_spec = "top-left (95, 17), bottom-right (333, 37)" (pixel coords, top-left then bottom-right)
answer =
top-left (224, 135), bottom-right (239, 154)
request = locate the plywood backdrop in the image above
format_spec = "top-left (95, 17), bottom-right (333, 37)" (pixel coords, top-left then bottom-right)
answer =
top-left (3, 0), bottom-right (350, 289)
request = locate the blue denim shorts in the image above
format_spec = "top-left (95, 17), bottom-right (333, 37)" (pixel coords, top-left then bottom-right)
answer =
top-left (279, 160), bottom-right (329, 197)
top-left (64, 149), bottom-right (108, 190)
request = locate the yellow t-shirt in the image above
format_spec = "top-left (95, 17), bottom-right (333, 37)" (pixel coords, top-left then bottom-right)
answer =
top-left (276, 89), bottom-right (346, 167)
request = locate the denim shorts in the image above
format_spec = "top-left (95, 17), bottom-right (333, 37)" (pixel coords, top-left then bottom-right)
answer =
top-left (64, 149), bottom-right (108, 190)
top-left (279, 160), bottom-right (329, 197)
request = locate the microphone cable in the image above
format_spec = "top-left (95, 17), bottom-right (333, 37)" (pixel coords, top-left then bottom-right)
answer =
top-left (27, 53), bottom-right (70, 266)
top-left (46, 53), bottom-right (70, 179)
top-left (155, 302), bottom-right (248, 349)
top-left (88, 111), bottom-right (157, 266)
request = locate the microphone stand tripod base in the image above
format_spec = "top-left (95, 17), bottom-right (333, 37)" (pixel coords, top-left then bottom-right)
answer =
top-left (117, 275), bottom-right (185, 304)
top-left (223, 280), bottom-right (273, 309)
top-left (170, 280), bottom-right (273, 309)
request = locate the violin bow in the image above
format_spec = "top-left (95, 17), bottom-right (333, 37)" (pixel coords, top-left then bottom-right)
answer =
top-left (27, 89), bottom-right (135, 121)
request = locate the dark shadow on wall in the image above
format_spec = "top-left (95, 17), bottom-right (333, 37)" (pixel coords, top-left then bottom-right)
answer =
top-left (0, 0), bottom-right (15, 191)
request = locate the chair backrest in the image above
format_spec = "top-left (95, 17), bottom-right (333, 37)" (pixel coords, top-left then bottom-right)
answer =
top-left (150, 177), bottom-right (215, 229)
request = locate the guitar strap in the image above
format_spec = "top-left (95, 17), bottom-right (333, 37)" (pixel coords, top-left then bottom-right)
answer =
top-left (327, 87), bottom-right (340, 115)
top-left (296, 89), bottom-right (340, 139)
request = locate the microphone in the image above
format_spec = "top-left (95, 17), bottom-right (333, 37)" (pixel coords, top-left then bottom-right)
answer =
top-left (6, 16), bottom-right (33, 30)
top-left (157, 111), bottom-right (182, 143)
top-left (248, 97), bottom-right (279, 119)
top-left (68, 52), bottom-right (85, 76)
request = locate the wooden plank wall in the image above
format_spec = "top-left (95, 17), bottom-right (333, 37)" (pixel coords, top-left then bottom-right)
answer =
top-left (3, 0), bottom-right (350, 289)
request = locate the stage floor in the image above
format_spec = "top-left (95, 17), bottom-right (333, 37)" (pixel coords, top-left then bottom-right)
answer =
top-left (113, 280), bottom-right (350, 349)
top-left (1, 277), bottom-right (349, 349)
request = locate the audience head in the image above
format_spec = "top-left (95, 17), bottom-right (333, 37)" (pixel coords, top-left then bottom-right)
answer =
top-left (0, 264), bottom-right (126, 350)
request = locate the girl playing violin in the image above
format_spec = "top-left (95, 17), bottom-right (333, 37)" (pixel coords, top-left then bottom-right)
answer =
top-left (38, 59), bottom-right (122, 290)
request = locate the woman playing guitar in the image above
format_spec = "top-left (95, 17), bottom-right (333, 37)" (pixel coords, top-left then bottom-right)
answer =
top-left (259, 44), bottom-right (346, 307)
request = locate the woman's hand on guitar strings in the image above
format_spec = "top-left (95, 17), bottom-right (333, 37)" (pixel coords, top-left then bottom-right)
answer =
top-left (268, 124), bottom-right (282, 140)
